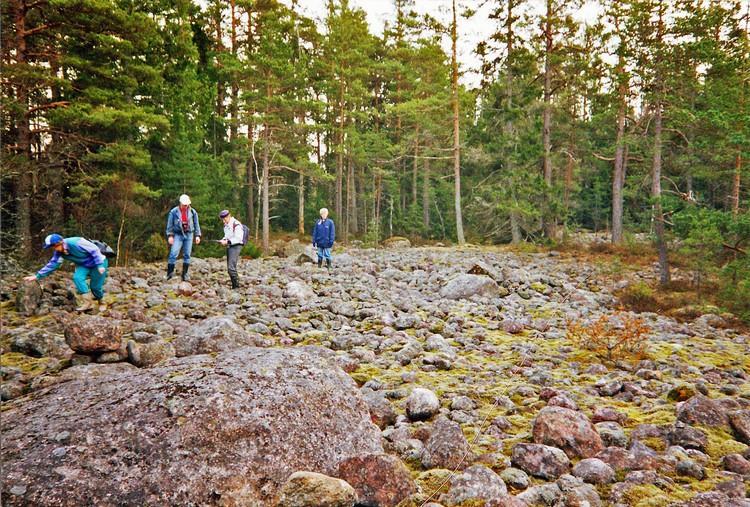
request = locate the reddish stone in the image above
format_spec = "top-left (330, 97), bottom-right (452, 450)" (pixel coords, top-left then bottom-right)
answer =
top-left (337, 454), bottom-right (416, 507)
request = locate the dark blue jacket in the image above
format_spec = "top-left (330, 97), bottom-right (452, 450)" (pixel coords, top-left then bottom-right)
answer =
top-left (166, 206), bottom-right (201, 237)
top-left (312, 218), bottom-right (335, 248)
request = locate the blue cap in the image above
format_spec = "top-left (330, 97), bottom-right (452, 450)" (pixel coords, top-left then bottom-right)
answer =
top-left (43, 233), bottom-right (64, 249)
top-left (219, 210), bottom-right (230, 219)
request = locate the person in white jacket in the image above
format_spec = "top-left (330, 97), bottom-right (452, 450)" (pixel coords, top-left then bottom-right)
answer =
top-left (218, 210), bottom-right (244, 289)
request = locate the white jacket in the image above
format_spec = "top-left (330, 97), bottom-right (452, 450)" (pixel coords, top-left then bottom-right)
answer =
top-left (222, 217), bottom-right (244, 245)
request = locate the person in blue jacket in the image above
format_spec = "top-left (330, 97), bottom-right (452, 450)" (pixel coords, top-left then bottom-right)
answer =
top-left (24, 234), bottom-right (109, 312)
top-left (165, 194), bottom-right (201, 281)
top-left (312, 207), bottom-right (335, 269)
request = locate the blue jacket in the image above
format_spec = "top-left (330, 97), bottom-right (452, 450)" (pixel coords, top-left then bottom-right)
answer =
top-left (36, 237), bottom-right (106, 279)
top-left (166, 206), bottom-right (201, 237)
top-left (312, 218), bottom-right (335, 248)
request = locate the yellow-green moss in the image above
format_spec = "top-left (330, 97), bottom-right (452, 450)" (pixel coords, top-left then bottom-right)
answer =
top-left (703, 426), bottom-right (749, 459)
top-left (0, 352), bottom-right (54, 377)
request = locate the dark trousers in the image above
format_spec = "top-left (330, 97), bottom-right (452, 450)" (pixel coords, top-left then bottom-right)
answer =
top-left (227, 244), bottom-right (242, 287)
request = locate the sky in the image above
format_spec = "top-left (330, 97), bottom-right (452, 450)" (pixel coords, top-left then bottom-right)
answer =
top-left (292, 0), bottom-right (604, 88)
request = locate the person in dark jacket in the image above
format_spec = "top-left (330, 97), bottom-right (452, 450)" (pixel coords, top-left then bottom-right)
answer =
top-left (24, 234), bottom-right (109, 312)
top-left (165, 194), bottom-right (201, 281)
top-left (312, 207), bottom-right (335, 269)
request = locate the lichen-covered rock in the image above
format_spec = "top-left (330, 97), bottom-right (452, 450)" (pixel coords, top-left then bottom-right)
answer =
top-left (511, 443), bottom-right (570, 480)
top-left (172, 316), bottom-right (263, 356)
top-left (440, 274), bottom-right (499, 300)
top-left (676, 395), bottom-right (730, 429)
top-left (11, 330), bottom-right (72, 360)
top-left (176, 281), bottom-right (194, 296)
top-left (126, 339), bottom-right (175, 368)
top-left (64, 316), bottom-right (123, 354)
top-left (361, 389), bottom-right (397, 429)
top-left (556, 474), bottom-right (602, 507)
top-left (572, 458), bottom-right (615, 484)
top-left (728, 410), bottom-right (750, 444)
top-left (668, 422), bottom-right (708, 451)
top-left (336, 453), bottom-right (416, 507)
top-left (422, 416), bottom-right (476, 470)
top-left (406, 387), bottom-right (440, 421)
top-left (16, 280), bottom-right (42, 316)
top-left (1, 347), bottom-right (383, 506)
top-left (277, 471), bottom-right (357, 507)
top-left (532, 406), bottom-right (604, 459)
top-left (439, 465), bottom-right (508, 506)
top-left (382, 236), bottom-right (411, 249)
top-left (285, 281), bottom-right (317, 304)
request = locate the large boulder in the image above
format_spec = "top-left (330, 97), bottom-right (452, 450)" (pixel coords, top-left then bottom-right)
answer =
top-left (64, 316), bottom-right (123, 354)
top-left (677, 395), bottom-right (730, 429)
top-left (337, 454), bottom-right (416, 507)
top-left (382, 236), bottom-right (411, 249)
top-left (172, 316), bottom-right (263, 356)
top-left (1, 347), bottom-right (385, 506)
top-left (440, 274), bottom-right (499, 300)
top-left (11, 330), bottom-right (73, 360)
top-left (532, 406), bottom-right (604, 459)
top-left (277, 471), bottom-right (357, 507)
top-left (15, 280), bottom-right (43, 316)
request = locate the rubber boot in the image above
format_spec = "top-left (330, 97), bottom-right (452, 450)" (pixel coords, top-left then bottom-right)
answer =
top-left (230, 274), bottom-right (240, 290)
top-left (317, 258), bottom-right (323, 268)
top-left (181, 263), bottom-right (190, 281)
top-left (326, 259), bottom-right (332, 270)
top-left (76, 292), bottom-right (95, 312)
top-left (166, 263), bottom-right (175, 280)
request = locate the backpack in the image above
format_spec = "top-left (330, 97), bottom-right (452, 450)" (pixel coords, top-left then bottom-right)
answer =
top-left (233, 221), bottom-right (251, 246)
top-left (88, 239), bottom-right (117, 258)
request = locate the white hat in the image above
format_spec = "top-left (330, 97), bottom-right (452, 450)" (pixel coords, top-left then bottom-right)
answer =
top-left (179, 194), bottom-right (191, 205)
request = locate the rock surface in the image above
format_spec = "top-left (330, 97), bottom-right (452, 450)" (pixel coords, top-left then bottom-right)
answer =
top-left (1, 347), bottom-right (384, 506)
top-left (64, 316), bottom-right (122, 354)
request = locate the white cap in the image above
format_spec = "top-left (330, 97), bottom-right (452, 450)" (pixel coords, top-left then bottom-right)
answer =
top-left (179, 194), bottom-right (191, 205)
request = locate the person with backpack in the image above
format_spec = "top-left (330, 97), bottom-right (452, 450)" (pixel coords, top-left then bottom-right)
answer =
top-left (165, 194), bottom-right (202, 281)
top-left (23, 234), bottom-right (109, 312)
top-left (312, 207), bottom-right (335, 270)
top-left (218, 210), bottom-right (246, 289)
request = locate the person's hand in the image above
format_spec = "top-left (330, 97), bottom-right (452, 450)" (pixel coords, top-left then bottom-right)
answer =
top-left (195, 236), bottom-right (201, 245)
top-left (98, 267), bottom-right (106, 274)
top-left (23, 275), bottom-right (37, 282)
top-left (219, 239), bottom-right (228, 246)
top-left (168, 236), bottom-right (174, 246)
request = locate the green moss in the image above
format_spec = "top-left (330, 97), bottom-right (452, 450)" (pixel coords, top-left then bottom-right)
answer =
top-left (621, 484), bottom-right (691, 507)
top-left (415, 469), bottom-right (453, 497)
top-left (703, 426), bottom-right (749, 459)
top-left (0, 352), bottom-right (55, 377)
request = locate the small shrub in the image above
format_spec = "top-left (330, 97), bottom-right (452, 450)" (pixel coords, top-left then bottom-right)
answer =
top-left (618, 281), bottom-right (658, 312)
top-left (567, 312), bottom-right (651, 362)
top-left (140, 232), bottom-right (167, 262)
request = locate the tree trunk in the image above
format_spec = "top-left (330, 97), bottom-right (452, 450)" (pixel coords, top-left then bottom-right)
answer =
top-left (732, 152), bottom-right (741, 216)
top-left (542, 0), bottom-right (554, 239)
top-left (12, 0), bottom-right (32, 257)
top-left (652, 103), bottom-right (670, 285)
top-left (229, 0), bottom-right (239, 203)
top-left (247, 127), bottom-right (255, 232)
top-left (451, 0), bottom-right (466, 245)
top-left (422, 155), bottom-right (430, 230)
top-left (298, 173), bottom-right (305, 234)
top-left (335, 80), bottom-right (345, 221)
top-left (612, 58), bottom-right (627, 244)
top-left (412, 125), bottom-right (419, 206)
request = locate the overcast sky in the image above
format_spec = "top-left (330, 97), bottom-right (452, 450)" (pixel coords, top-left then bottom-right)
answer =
top-left (292, 0), bottom-right (604, 88)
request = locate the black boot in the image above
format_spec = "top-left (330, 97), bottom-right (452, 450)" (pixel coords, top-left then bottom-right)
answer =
top-left (166, 263), bottom-right (175, 280)
top-left (230, 273), bottom-right (239, 289)
top-left (326, 259), bottom-right (332, 270)
top-left (317, 258), bottom-right (323, 268)
top-left (181, 263), bottom-right (190, 281)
